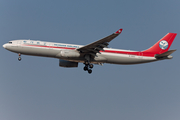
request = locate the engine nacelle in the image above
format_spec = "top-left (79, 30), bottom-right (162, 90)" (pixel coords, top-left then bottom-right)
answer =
top-left (59, 59), bottom-right (78, 68)
top-left (58, 50), bottom-right (80, 58)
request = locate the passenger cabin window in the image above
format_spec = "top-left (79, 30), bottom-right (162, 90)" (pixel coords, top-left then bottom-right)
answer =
top-left (8, 42), bottom-right (12, 44)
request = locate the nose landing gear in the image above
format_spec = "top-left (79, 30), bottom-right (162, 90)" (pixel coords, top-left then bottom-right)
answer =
top-left (18, 53), bottom-right (21, 61)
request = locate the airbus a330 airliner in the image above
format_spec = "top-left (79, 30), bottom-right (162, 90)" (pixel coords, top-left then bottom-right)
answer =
top-left (3, 29), bottom-right (177, 74)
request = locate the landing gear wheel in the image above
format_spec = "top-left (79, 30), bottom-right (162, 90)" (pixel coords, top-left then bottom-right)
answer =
top-left (84, 66), bottom-right (88, 71)
top-left (89, 64), bottom-right (93, 68)
top-left (18, 57), bottom-right (21, 61)
top-left (83, 57), bottom-right (93, 74)
top-left (88, 69), bottom-right (92, 74)
top-left (85, 61), bottom-right (89, 65)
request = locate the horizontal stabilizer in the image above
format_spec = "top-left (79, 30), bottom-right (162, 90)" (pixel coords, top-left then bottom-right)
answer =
top-left (155, 49), bottom-right (176, 59)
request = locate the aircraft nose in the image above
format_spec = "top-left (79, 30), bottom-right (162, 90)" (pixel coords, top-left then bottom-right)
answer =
top-left (3, 44), bottom-right (6, 48)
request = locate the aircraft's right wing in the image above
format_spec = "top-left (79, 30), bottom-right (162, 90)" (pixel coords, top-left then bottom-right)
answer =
top-left (77, 28), bottom-right (123, 57)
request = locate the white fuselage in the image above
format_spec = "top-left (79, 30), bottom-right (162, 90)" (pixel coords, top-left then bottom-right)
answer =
top-left (3, 40), bottom-right (157, 65)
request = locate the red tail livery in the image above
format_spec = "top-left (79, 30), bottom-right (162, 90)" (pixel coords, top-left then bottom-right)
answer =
top-left (142, 33), bottom-right (177, 57)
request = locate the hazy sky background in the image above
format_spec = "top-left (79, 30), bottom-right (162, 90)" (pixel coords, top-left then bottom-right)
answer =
top-left (0, 0), bottom-right (180, 120)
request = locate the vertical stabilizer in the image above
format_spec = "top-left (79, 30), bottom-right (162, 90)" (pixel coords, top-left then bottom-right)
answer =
top-left (142, 33), bottom-right (177, 55)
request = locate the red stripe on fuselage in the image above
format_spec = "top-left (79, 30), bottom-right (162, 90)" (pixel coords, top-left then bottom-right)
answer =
top-left (22, 44), bottom-right (75, 50)
top-left (22, 44), bottom-right (154, 57)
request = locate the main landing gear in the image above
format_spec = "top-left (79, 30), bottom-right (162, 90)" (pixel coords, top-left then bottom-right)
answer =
top-left (83, 54), bottom-right (94, 74)
top-left (83, 62), bottom-right (94, 74)
top-left (18, 53), bottom-right (21, 61)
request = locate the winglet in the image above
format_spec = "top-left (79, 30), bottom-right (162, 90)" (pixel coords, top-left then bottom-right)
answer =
top-left (115, 28), bottom-right (123, 34)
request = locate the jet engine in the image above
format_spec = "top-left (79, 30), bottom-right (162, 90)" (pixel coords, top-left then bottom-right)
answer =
top-left (59, 59), bottom-right (78, 67)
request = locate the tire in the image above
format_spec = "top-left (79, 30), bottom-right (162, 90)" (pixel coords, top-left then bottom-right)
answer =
top-left (88, 69), bottom-right (92, 74)
top-left (89, 64), bottom-right (93, 68)
top-left (84, 66), bottom-right (88, 71)
top-left (85, 61), bottom-right (89, 65)
top-left (18, 57), bottom-right (21, 61)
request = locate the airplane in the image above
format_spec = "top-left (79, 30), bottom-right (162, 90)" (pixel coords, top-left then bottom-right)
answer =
top-left (3, 28), bottom-right (177, 74)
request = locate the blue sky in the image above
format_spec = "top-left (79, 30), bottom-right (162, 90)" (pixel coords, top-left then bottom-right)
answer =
top-left (0, 0), bottom-right (180, 120)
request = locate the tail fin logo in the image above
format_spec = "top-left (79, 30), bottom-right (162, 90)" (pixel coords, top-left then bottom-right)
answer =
top-left (159, 40), bottom-right (168, 50)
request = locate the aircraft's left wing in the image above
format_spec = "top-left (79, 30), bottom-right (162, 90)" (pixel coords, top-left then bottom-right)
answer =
top-left (77, 28), bottom-right (123, 57)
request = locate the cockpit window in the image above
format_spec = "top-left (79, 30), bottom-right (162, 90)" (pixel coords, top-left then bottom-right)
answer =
top-left (8, 42), bottom-right (12, 44)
